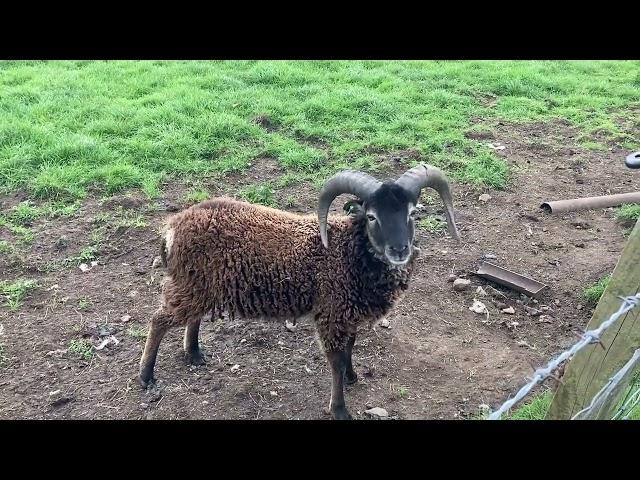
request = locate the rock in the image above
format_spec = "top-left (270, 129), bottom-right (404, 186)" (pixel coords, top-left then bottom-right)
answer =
top-left (152, 256), bottom-right (163, 269)
top-left (501, 306), bottom-right (515, 314)
top-left (134, 267), bottom-right (147, 275)
top-left (230, 364), bottom-right (240, 373)
top-left (478, 194), bottom-right (492, 203)
top-left (90, 261), bottom-right (99, 267)
top-left (50, 394), bottom-right (74, 407)
top-left (79, 263), bottom-right (90, 273)
top-left (380, 318), bottom-right (391, 328)
top-left (365, 407), bottom-right (388, 418)
top-left (285, 319), bottom-right (297, 332)
top-left (120, 314), bottom-right (132, 323)
top-left (483, 253), bottom-right (497, 260)
top-left (524, 306), bottom-right (542, 317)
top-left (447, 274), bottom-right (458, 283)
top-left (469, 299), bottom-right (488, 315)
top-left (103, 195), bottom-right (146, 210)
top-left (476, 286), bottom-right (488, 296)
top-left (577, 305), bottom-right (583, 310)
top-left (165, 203), bottom-right (180, 212)
top-left (495, 301), bottom-right (508, 310)
top-left (270, 391), bottom-right (278, 397)
top-left (54, 237), bottom-right (69, 250)
top-left (453, 278), bottom-right (471, 291)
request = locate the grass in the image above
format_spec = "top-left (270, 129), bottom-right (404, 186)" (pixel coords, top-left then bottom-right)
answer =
top-left (68, 338), bottom-right (94, 361)
top-left (397, 386), bottom-right (409, 399)
top-left (617, 204), bottom-right (640, 223)
top-left (1, 61), bottom-right (638, 201)
top-left (0, 279), bottom-right (38, 310)
top-left (504, 391), bottom-right (553, 420)
top-left (127, 326), bottom-right (148, 339)
top-left (583, 275), bottom-right (611, 306)
top-left (239, 183), bottom-right (277, 207)
top-left (0, 200), bottom-right (80, 245)
top-left (0, 240), bottom-right (14, 254)
top-left (417, 215), bottom-right (447, 233)
top-left (487, 383), bottom-right (640, 420)
top-left (185, 188), bottom-right (210, 204)
top-left (77, 297), bottom-right (91, 309)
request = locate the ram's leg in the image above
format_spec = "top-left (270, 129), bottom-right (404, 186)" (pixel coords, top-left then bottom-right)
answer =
top-left (184, 313), bottom-right (208, 365)
top-left (345, 331), bottom-right (358, 385)
top-left (326, 348), bottom-right (352, 420)
top-left (138, 308), bottom-right (173, 388)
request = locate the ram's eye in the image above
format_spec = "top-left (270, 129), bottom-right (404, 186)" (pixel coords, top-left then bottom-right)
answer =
top-left (366, 214), bottom-right (377, 222)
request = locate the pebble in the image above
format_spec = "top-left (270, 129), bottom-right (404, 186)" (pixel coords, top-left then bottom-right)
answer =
top-left (478, 194), bottom-right (492, 203)
top-left (453, 278), bottom-right (471, 291)
top-left (502, 306), bottom-right (515, 314)
top-left (380, 318), bottom-right (391, 328)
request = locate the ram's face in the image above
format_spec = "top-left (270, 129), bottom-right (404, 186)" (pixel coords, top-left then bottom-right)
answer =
top-left (363, 183), bottom-right (417, 266)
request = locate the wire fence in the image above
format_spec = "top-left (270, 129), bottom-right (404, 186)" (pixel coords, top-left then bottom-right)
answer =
top-left (487, 293), bottom-right (640, 420)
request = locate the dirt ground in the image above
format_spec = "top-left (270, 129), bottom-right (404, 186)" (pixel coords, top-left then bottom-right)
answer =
top-left (1, 120), bottom-right (638, 420)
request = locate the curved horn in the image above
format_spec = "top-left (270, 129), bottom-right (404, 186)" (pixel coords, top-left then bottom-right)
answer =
top-left (318, 171), bottom-right (381, 248)
top-left (396, 164), bottom-right (460, 241)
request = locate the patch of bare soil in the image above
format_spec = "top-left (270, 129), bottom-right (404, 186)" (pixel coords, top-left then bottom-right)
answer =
top-left (1, 121), bottom-right (638, 419)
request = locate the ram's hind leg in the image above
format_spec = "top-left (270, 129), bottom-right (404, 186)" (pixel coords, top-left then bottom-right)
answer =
top-left (138, 308), bottom-right (173, 388)
top-left (184, 311), bottom-right (211, 365)
top-left (344, 331), bottom-right (358, 385)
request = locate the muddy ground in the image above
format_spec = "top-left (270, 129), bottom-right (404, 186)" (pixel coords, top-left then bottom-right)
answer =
top-left (1, 120), bottom-right (638, 420)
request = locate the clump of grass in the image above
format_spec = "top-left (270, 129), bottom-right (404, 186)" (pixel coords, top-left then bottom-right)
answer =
top-left (0, 240), bottom-right (14, 254)
top-left (283, 195), bottom-right (297, 208)
top-left (397, 386), bottom-right (409, 399)
top-left (617, 204), bottom-right (640, 222)
top-left (583, 275), bottom-right (611, 306)
top-left (76, 245), bottom-right (99, 263)
top-left (68, 339), bottom-right (94, 361)
top-left (127, 326), bottom-right (147, 339)
top-left (116, 210), bottom-right (147, 228)
top-left (0, 279), bottom-right (38, 310)
top-left (77, 297), bottom-right (92, 310)
top-left (239, 183), bottom-right (277, 207)
top-left (505, 391), bottom-right (552, 420)
top-left (185, 188), bottom-right (209, 204)
top-left (417, 215), bottom-right (447, 233)
top-left (0, 216), bottom-right (34, 244)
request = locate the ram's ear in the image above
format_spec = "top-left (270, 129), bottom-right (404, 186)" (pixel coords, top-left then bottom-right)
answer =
top-left (343, 199), bottom-right (364, 216)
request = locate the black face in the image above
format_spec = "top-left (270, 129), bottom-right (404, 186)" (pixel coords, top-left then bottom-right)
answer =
top-left (362, 182), bottom-right (417, 266)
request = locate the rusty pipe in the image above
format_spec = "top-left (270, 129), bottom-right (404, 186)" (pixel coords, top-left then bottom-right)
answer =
top-left (541, 192), bottom-right (640, 214)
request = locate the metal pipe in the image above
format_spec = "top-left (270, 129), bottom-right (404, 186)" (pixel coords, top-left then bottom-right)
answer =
top-left (541, 192), bottom-right (640, 214)
top-left (626, 151), bottom-right (640, 169)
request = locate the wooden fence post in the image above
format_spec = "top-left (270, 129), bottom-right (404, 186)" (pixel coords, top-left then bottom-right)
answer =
top-left (545, 218), bottom-right (640, 419)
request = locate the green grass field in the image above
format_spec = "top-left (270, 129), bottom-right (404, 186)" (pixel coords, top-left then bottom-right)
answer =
top-left (1, 60), bottom-right (639, 201)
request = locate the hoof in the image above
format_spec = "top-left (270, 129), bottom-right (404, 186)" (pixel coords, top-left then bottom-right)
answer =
top-left (345, 372), bottom-right (358, 386)
top-left (331, 407), bottom-right (353, 420)
top-left (136, 374), bottom-right (156, 389)
top-left (185, 349), bottom-right (206, 366)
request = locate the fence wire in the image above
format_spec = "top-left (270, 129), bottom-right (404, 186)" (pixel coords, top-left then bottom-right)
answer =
top-left (487, 293), bottom-right (640, 420)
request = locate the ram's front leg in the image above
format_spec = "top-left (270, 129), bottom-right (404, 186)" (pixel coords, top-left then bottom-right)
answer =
top-left (326, 348), bottom-right (352, 420)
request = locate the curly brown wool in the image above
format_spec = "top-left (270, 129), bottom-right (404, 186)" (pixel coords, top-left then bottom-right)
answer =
top-left (138, 197), bottom-right (417, 419)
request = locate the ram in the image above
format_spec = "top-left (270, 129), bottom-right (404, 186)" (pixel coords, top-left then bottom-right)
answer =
top-left (138, 164), bottom-right (460, 419)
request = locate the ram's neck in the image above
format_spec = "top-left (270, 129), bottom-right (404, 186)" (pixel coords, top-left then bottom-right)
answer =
top-left (347, 218), bottom-right (414, 319)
